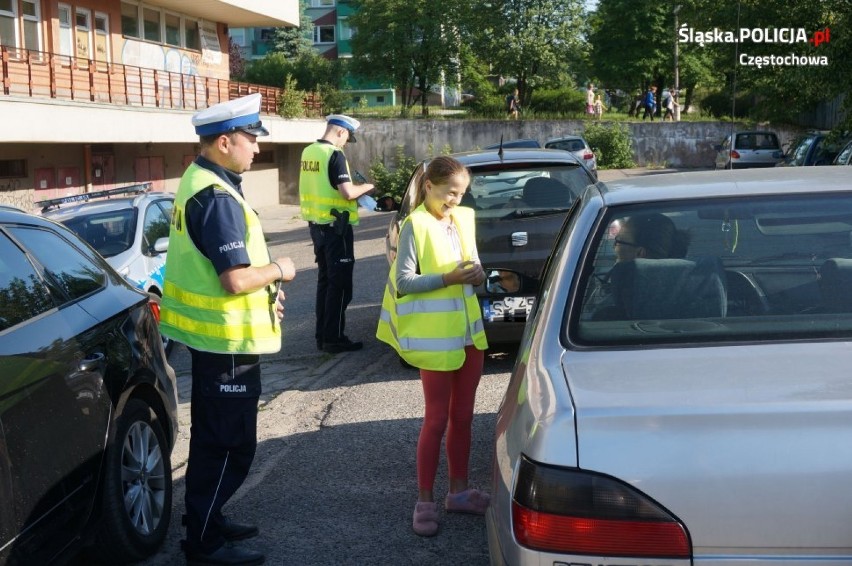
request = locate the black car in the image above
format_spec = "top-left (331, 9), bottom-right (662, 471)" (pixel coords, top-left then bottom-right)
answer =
top-left (778, 131), bottom-right (849, 167)
top-left (0, 207), bottom-right (178, 564)
top-left (386, 148), bottom-right (596, 343)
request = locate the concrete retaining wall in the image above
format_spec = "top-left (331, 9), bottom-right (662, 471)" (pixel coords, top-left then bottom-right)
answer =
top-left (341, 119), bottom-right (803, 173)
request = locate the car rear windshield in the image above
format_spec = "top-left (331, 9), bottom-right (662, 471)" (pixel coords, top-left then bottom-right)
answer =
top-left (63, 209), bottom-right (137, 258)
top-left (546, 139), bottom-right (587, 152)
top-left (735, 133), bottom-right (779, 150)
top-left (572, 193), bottom-right (852, 346)
top-left (467, 165), bottom-right (592, 220)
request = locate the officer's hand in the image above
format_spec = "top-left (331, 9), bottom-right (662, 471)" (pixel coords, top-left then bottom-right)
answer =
top-left (274, 257), bottom-right (296, 281)
top-left (275, 289), bottom-right (285, 321)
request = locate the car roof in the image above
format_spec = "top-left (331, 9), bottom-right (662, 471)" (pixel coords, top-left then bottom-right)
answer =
top-left (599, 167), bottom-right (852, 207)
top-left (545, 135), bottom-right (587, 142)
top-left (0, 206), bottom-right (63, 228)
top-left (42, 191), bottom-right (173, 221)
top-left (441, 148), bottom-right (585, 167)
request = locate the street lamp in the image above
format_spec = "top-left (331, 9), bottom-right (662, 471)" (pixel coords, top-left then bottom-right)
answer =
top-left (673, 4), bottom-right (681, 121)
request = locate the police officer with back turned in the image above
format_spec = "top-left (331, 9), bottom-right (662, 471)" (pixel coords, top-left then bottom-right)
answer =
top-left (159, 93), bottom-right (296, 566)
top-left (300, 114), bottom-right (374, 353)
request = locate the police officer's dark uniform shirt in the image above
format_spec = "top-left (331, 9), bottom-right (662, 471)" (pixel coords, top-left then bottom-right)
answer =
top-left (321, 139), bottom-right (351, 193)
top-left (185, 155), bottom-right (251, 272)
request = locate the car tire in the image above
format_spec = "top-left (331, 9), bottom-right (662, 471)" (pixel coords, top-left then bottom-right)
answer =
top-left (93, 398), bottom-right (172, 563)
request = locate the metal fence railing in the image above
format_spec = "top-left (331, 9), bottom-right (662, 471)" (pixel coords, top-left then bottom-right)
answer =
top-left (1, 46), bottom-right (322, 116)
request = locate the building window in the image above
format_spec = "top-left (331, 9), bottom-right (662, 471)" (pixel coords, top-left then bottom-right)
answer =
top-left (120, 1), bottom-right (139, 38)
top-left (311, 0), bottom-right (335, 6)
top-left (377, 96), bottom-right (385, 103)
top-left (164, 12), bottom-right (180, 46)
top-left (142, 7), bottom-right (160, 42)
top-left (0, 0), bottom-right (17, 49)
top-left (230, 27), bottom-right (246, 47)
top-left (184, 18), bottom-right (199, 50)
top-left (75, 8), bottom-right (91, 59)
top-left (21, 0), bottom-right (39, 52)
top-left (313, 25), bottom-right (335, 44)
top-left (58, 3), bottom-right (72, 56)
top-left (0, 158), bottom-right (26, 179)
top-left (94, 12), bottom-right (109, 63)
top-left (339, 18), bottom-right (352, 41)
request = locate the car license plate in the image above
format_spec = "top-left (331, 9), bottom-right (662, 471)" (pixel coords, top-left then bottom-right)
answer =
top-left (483, 296), bottom-right (535, 322)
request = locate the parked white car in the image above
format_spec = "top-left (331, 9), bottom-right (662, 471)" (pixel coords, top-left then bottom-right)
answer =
top-left (714, 130), bottom-right (784, 169)
top-left (487, 167), bottom-right (852, 565)
top-left (544, 135), bottom-right (598, 176)
top-left (40, 184), bottom-right (174, 352)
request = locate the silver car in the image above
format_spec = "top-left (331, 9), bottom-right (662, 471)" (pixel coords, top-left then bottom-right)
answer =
top-left (487, 167), bottom-right (852, 565)
top-left (544, 135), bottom-right (598, 175)
top-left (714, 131), bottom-right (783, 169)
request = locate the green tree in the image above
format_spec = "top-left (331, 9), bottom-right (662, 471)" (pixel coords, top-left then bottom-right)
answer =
top-left (350, 0), bottom-right (463, 116)
top-left (466, 0), bottom-right (586, 106)
top-left (270, 7), bottom-right (314, 58)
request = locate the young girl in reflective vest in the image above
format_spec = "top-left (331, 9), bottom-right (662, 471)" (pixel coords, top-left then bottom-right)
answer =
top-left (376, 156), bottom-right (490, 536)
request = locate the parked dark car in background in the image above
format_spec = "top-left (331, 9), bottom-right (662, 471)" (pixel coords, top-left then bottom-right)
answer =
top-left (0, 207), bottom-right (178, 564)
top-left (778, 131), bottom-right (849, 167)
top-left (833, 139), bottom-right (852, 166)
top-left (385, 148), bottom-right (597, 344)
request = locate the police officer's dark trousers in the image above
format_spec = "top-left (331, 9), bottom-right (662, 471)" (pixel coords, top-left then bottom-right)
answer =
top-left (310, 221), bottom-right (354, 343)
top-left (184, 349), bottom-right (261, 555)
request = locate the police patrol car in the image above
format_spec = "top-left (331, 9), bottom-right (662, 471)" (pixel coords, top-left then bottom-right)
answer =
top-left (39, 184), bottom-right (175, 352)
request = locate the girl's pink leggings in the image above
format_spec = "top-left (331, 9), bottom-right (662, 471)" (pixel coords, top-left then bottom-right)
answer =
top-left (416, 345), bottom-right (485, 491)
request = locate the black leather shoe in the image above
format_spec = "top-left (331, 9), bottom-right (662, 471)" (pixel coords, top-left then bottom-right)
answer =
top-left (220, 517), bottom-right (259, 541)
top-left (185, 544), bottom-right (265, 566)
top-left (322, 337), bottom-right (363, 353)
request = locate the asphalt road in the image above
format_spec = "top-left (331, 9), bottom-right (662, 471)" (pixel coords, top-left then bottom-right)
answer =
top-left (131, 205), bottom-right (516, 566)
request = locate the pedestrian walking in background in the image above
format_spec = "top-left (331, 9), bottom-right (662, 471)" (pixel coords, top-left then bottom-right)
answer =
top-left (376, 156), bottom-right (490, 538)
top-left (299, 114), bottom-right (375, 354)
top-left (159, 92), bottom-right (297, 566)
top-left (506, 88), bottom-right (521, 119)
top-left (642, 85), bottom-right (657, 121)
top-left (594, 94), bottom-right (606, 120)
top-left (586, 83), bottom-right (595, 115)
top-left (663, 89), bottom-right (679, 121)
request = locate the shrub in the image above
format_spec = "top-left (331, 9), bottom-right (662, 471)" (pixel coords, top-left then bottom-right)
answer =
top-left (527, 88), bottom-right (586, 115)
top-left (277, 74), bottom-right (306, 119)
top-left (464, 93), bottom-right (507, 119)
top-left (583, 122), bottom-right (635, 169)
top-left (368, 145), bottom-right (418, 202)
top-left (317, 84), bottom-right (349, 115)
top-left (700, 90), bottom-right (756, 119)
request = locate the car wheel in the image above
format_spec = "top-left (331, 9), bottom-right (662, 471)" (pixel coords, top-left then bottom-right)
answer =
top-left (94, 398), bottom-right (172, 563)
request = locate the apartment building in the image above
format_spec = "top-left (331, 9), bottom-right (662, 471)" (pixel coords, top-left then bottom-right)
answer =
top-left (0, 0), bottom-right (320, 210)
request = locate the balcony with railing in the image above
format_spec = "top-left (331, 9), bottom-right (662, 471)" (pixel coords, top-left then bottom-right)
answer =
top-left (0, 46), bottom-right (321, 116)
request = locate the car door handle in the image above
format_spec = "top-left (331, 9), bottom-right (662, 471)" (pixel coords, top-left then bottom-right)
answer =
top-left (78, 352), bottom-right (106, 372)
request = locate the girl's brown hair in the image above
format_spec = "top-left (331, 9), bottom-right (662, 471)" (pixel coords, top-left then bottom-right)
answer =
top-left (414, 155), bottom-right (470, 207)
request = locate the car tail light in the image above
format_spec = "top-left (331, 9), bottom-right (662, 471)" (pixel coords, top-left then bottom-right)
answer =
top-left (730, 150), bottom-right (741, 159)
top-left (148, 299), bottom-right (161, 323)
top-left (583, 151), bottom-right (595, 160)
top-left (512, 456), bottom-right (690, 558)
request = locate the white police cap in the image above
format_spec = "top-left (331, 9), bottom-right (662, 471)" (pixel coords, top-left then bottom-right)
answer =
top-left (192, 93), bottom-right (269, 137)
top-left (326, 114), bottom-right (360, 142)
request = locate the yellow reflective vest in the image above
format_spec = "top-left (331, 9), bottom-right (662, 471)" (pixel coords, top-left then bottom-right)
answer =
top-left (376, 205), bottom-right (488, 371)
top-left (299, 142), bottom-right (359, 225)
top-left (159, 163), bottom-right (281, 354)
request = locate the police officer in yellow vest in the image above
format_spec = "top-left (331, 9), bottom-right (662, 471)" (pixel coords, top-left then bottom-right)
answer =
top-left (300, 114), bottom-right (374, 353)
top-left (160, 93), bottom-right (296, 566)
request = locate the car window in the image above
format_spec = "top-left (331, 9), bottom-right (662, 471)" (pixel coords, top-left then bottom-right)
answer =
top-left (572, 194), bottom-right (852, 347)
top-left (143, 200), bottom-right (172, 255)
top-left (7, 226), bottom-right (106, 303)
top-left (835, 142), bottom-right (852, 166)
top-left (467, 165), bottom-right (590, 220)
top-left (546, 139), bottom-right (586, 152)
top-left (737, 133), bottom-right (779, 150)
top-left (0, 231), bottom-right (55, 332)
top-left (63, 209), bottom-right (136, 258)
top-left (791, 136), bottom-right (815, 165)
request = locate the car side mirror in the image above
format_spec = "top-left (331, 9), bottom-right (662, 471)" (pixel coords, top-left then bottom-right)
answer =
top-left (153, 237), bottom-right (169, 254)
top-left (486, 269), bottom-right (522, 294)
